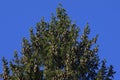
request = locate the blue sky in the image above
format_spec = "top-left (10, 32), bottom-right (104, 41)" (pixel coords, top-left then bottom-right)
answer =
top-left (0, 0), bottom-right (119, 79)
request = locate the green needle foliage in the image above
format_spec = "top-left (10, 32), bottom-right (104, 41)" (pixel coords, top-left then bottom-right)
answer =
top-left (0, 5), bottom-right (115, 80)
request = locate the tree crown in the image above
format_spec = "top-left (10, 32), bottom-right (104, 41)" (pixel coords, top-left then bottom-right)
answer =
top-left (0, 5), bottom-right (115, 80)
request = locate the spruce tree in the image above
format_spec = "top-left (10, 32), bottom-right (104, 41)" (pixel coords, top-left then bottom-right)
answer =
top-left (0, 5), bottom-right (115, 80)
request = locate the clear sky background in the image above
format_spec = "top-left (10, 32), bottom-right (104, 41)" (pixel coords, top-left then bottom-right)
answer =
top-left (0, 0), bottom-right (119, 79)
